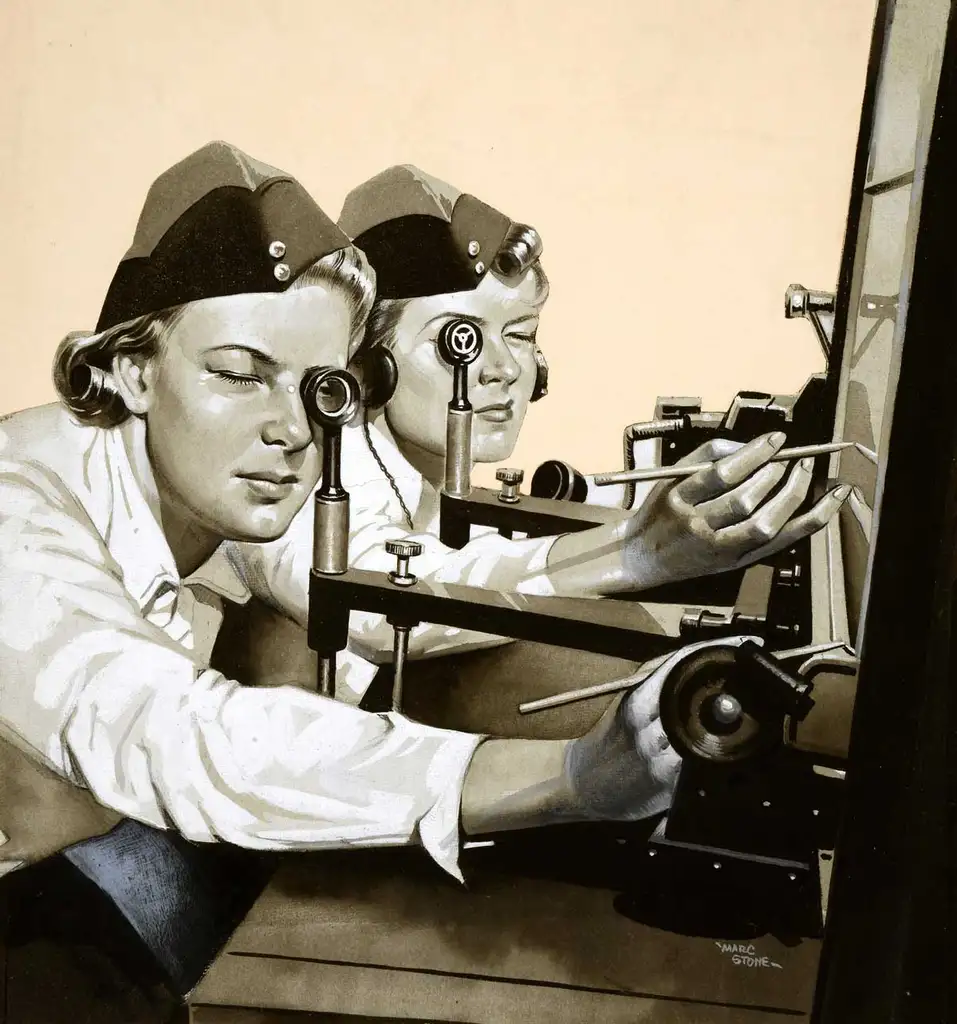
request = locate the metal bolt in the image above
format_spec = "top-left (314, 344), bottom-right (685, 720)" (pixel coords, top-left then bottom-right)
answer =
top-left (496, 468), bottom-right (524, 504)
top-left (268, 240), bottom-right (287, 259)
top-left (385, 539), bottom-right (423, 587)
top-left (762, 800), bottom-right (772, 808)
top-left (713, 861), bottom-right (722, 870)
top-left (274, 263), bottom-right (291, 282)
top-left (474, 261), bottom-right (486, 275)
top-left (468, 240), bottom-right (481, 257)
top-left (713, 694), bottom-right (742, 724)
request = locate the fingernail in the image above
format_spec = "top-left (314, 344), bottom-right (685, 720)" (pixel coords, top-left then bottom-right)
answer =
top-left (768, 431), bottom-right (787, 448)
top-left (834, 485), bottom-right (852, 500)
top-left (801, 457), bottom-right (814, 470)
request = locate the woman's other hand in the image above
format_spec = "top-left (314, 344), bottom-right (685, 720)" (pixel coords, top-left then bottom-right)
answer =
top-left (619, 432), bottom-right (851, 589)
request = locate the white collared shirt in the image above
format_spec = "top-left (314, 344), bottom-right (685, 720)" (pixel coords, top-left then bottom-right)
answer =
top-left (0, 404), bottom-right (481, 881)
top-left (228, 415), bottom-right (559, 691)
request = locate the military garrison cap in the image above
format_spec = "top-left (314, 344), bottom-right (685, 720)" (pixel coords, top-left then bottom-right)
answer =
top-left (96, 142), bottom-right (351, 331)
top-left (338, 165), bottom-right (533, 300)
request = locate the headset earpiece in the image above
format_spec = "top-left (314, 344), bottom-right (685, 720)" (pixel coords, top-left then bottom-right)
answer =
top-left (530, 344), bottom-right (549, 403)
top-left (359, 346), bottom-right (399, 409)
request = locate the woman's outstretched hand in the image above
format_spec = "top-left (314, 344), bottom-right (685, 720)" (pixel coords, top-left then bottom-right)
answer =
top-left (619, 432), bottom-right (851, 589)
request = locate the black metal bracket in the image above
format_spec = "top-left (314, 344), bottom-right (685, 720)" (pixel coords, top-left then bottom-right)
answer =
top-left (308, 567), bottom-right (683, 663)
top-left (439, 486), bottom-right (628, 548)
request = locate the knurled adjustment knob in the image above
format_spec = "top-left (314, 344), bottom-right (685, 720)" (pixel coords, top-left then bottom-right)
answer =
top-left (496, 468), bottom-right (524, 504)
top-left (385, 540), bottom-right (422, 587)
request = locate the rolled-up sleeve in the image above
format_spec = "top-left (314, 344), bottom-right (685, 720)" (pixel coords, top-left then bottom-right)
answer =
top-left (0, 461), bottom-right (483, 880)
top-left (231, 481), bottom-right (557, 663)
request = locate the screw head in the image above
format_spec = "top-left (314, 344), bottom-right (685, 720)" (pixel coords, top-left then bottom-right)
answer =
top-left (268, 240), bottom-right (287, 259)
top-left (385, 540), bottom-right (423, 559)
top-left (274, 263), bottom-right (291, 282)
top-left (467, 240), bottom-right (481, 257)
top-left (496, 468), bottom-right (524, 486)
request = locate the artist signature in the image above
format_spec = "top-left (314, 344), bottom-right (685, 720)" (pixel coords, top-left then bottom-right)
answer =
top-left (714, 941), bottom-right (782, 969)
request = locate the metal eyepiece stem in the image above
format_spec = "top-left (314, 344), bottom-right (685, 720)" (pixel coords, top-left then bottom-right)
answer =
top-left (435, 319), bottom-right (483, 499)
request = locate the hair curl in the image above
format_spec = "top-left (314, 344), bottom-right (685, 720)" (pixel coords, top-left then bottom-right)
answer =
top-left (53, 245), bottom-right (376, 428)
top-left (493, 223), bottom-right (544, 282)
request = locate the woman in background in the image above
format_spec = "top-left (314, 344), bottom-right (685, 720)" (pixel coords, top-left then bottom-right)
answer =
top-left (228, 165), bottom-right (849, 699)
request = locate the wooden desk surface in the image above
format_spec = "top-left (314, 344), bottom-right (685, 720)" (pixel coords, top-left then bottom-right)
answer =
top-left (190, 843), bottom-right (821, 1023)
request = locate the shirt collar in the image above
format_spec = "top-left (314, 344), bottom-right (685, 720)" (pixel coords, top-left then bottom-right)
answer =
top-left (104, 417), bottom-right (251, 611)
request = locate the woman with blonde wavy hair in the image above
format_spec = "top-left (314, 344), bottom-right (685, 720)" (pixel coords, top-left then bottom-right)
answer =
top-left (0, 142), bottom-right (703, 1009)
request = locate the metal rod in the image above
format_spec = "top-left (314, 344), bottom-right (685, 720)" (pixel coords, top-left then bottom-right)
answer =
top-left (854, 442), bottom-right (879, 464)
top-left (391, 625), bottom-right (411, 712)
top-left (808, 311), bottom-right (833, 359)
top-left (772, 640), bottom-right (853, 661)
top-left (517, 654), bottom-right (672, 714)
top-left (318, 656), bottom-right (336, 698)
top-left (517, 640), bottom-right (853, 715)
top-left (592, 441), bottom-right (857, 487)
top-left (846, 486), bottom-right (873, 538)
top-left (445, 407), bottom-right (473, 497)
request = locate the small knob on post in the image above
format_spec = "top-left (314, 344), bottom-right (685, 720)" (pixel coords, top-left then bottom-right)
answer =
top-left (496, 468), bottom-right (524, 504)
top-left (385, 539), bottom-right (423, 587)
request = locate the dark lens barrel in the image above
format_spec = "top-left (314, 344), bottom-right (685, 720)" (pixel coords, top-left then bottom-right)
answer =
top-left (530, 460), bottom-right (589, 503)
top-left (300, 367), bottom-right (361, 429)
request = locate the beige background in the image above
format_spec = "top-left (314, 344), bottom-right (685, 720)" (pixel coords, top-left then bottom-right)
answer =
top-left (1, 0), bottom-right (877, 483)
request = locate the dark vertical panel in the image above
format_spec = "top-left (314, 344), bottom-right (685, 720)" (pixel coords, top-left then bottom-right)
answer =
top-left (812, 3), bottom-right (957, 1020)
